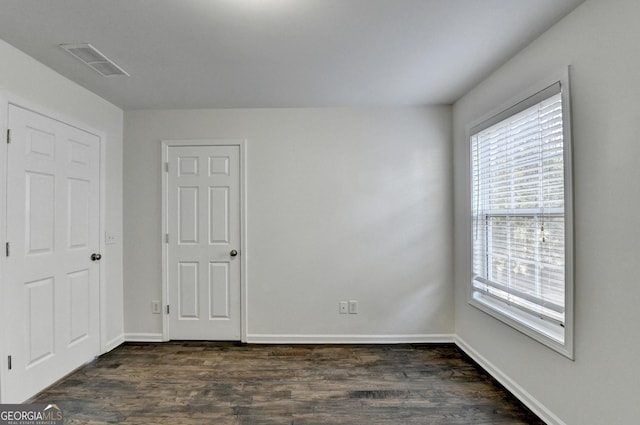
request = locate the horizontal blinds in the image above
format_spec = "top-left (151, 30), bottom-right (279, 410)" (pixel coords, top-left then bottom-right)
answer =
top-left (471, 90), bottom-right (565, 324)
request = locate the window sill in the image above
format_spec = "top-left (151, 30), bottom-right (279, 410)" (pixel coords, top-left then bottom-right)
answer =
top-left (469, 291), bottom-right (573, 360)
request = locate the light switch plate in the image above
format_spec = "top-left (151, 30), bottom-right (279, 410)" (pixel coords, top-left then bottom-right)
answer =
top-left (105, 231), bottom-right (117, 245)
top-left (348, 300), bottom-right (358, 314)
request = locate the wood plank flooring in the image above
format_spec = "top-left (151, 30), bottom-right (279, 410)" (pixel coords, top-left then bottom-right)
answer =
top-left (30, 342), bottom-right (544, 424)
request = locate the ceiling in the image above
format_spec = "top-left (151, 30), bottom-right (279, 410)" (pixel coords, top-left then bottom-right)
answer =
top-left (0, 0), bottom-right (584, 110)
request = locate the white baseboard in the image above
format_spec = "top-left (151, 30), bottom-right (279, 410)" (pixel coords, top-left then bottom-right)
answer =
top-left (246, 333), bottom-right (456, 344)
top-left (102, 334), bottom-right (125, 353)
top-left (455, 336), bottom-right (567, 425)
top-left (124, 333), bottom-right (164, 342)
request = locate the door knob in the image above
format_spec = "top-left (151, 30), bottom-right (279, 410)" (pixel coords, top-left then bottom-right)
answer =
top-left (230, 250), bottom-right (238, 257)
top-left (91, 253), bottom-right (102, 261)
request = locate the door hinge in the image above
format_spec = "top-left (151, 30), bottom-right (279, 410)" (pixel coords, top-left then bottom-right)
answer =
top-left (5, 242), bottom-right (10, 257)
top-left (166, 305), bottom-right (170, 315)
top-left (165, 162), bottom-right (169, 172)
top-left (8, 355), bottom-right (12, 370)
top-left (6, 129), bottom-right (11, 144)
top-left (165, 233), bottom-right (169, 244)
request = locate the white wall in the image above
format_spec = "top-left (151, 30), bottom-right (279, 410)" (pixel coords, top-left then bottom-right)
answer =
top-left (124, 107), bottom-right (453, 341)
top-left (0, 40), bottom-right (125, 351)
top-left (453, 0), bottom-right (640, 424)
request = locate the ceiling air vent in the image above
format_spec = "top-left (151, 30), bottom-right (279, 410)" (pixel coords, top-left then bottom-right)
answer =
top-left (60, 43), bottom-right (129, 77)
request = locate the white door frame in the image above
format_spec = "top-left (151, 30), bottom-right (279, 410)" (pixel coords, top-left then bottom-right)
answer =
top-left (161, 139), bottom-right (247, 342)
top-left (0, 92), bottom-right (108, 402)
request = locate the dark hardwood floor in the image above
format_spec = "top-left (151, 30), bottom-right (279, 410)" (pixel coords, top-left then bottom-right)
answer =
top-left (30, 342), bottom-right (544, 424)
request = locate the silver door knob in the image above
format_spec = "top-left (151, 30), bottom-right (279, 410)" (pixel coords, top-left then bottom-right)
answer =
top-left (230, 250), bottom-right (238, 257)
top-left (91, 253), bottom-right (102, 261)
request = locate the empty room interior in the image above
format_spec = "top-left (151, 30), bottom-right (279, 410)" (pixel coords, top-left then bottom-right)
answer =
top-left (0, 0), bottom-right (639, 424)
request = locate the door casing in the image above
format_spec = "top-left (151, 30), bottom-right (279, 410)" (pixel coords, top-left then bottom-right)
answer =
top-left (161, 139), bottom-right (247, 342)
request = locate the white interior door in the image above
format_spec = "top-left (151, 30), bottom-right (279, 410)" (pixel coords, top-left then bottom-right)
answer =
top-left (4, 105), bottom-right (101, 403)
top-left (167, 145), bottom-right (241, 340)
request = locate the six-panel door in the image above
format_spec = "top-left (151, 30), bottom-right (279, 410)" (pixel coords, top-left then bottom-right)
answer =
top-left (167, 145), bottom-right (241, 340)
top-left (4, 105), bottom-right (101, 402)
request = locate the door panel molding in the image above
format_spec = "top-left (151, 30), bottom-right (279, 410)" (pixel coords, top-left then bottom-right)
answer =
top-left (161, 139), bottom-right (247, 342)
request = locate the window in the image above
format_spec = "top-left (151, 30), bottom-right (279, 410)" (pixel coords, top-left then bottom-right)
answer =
top-left (469, 74), bottom-right (573, 358)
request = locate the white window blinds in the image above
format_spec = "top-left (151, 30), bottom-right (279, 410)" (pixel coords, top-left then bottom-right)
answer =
top-left (471, 83), bottom-right (566, 332)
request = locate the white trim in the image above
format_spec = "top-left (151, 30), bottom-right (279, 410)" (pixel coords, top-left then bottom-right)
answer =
top-left (560, 66), bottom-right (575, 361)
top-left (240, 141), bottom-right (248, 343)
top-left (455, 336), bottom-right (568, 425)
top-left (246, 334), bottom-right (456, 344)
top-left (0, 91), bottom-right (8, 403)
top-left (124, 333), bottom-right (164, 343)
top-left (99, 130), bottom-right (108, 354)
top-left (103, 334), bottom-right (125, 353)
top-left (161, 138), bottom-right (248, 342)
top-left (465, 66), bottom-right (574, 359)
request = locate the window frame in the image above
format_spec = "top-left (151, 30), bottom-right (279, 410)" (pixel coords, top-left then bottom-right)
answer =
top-left (466, 68), bottom-right (574, 359)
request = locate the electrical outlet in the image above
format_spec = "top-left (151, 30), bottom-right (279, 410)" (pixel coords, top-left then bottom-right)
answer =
top-left (151, 301), bottom-right (161, 314)
top-left (339, 301), bottom-right (348, 314)
top-left (348, 300), bottom-right (358, 314)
